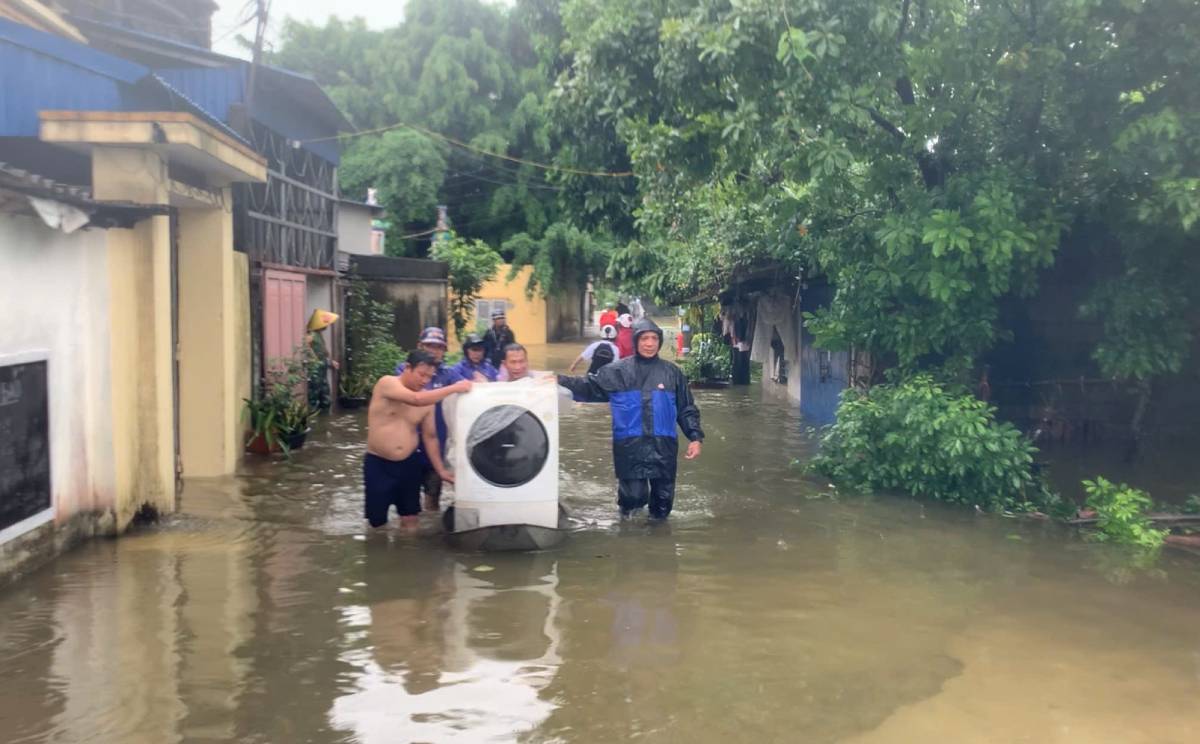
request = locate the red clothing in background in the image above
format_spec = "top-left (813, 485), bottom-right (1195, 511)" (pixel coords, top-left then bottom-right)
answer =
top-left (616, 326), bottom-right (634, 358)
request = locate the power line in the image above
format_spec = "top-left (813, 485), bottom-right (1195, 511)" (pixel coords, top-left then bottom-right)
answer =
top-left (442, 169), bottom-right (564, 192)
top-left (303, 120), bottom-right (634, 178)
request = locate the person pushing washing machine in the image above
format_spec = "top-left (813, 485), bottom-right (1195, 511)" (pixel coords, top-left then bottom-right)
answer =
top-left (556, 318), bottom-right (703, 520)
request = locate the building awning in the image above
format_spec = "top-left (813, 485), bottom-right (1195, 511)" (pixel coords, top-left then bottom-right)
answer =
top-left (39, 110), bottom-right (267, 185)
top-left (0, 160), bottom-right (168, 228)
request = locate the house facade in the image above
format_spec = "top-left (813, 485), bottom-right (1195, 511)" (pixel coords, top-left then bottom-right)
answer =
top-left (0, 10), bottom-right (267, 582)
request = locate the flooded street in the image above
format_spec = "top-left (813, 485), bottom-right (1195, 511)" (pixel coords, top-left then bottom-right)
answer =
top-left (1, 343), bottom-right (1198, 743)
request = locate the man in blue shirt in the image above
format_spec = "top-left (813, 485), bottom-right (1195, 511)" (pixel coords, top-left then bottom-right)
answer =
top-left (451, 333), bottom-right (499, 381)
top-left (395, 327), bottom-right (463, 511)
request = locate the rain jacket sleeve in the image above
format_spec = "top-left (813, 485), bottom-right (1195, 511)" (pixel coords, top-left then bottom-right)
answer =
top-left (674, 367), bottom-right (704, 442)
top-left (557, 363), bottom-right (622, 403)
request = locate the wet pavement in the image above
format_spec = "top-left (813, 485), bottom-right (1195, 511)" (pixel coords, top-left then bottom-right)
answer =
top-left (1, 343), bottom-right (1198, 743)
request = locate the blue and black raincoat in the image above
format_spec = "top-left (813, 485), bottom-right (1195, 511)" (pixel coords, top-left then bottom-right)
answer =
top-left (559, 319), bottom-right (704, 480)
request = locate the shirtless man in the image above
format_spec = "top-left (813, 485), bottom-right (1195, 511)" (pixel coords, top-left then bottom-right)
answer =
top-left (364, 349), bottom-right (471, 528)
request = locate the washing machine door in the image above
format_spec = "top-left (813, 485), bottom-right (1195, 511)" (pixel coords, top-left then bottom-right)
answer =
top-left (466, 404), bottom-right (550, 488)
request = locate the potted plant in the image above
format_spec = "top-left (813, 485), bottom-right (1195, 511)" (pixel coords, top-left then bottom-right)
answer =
top-left (244, 351), bottom-right (316, 455)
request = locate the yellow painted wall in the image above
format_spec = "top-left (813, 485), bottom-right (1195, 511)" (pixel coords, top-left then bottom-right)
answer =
top-left (451, 264), bottom-right (547, 346)
top-left (94, 148), bottom-right (175, 527)
top-left (233, 253), bottom-right (252, 422)
top-left (177, 188), bottom-right (241, 476)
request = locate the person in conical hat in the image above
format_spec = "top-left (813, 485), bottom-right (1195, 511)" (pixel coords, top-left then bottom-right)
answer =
top-left (306, 309), bottom-right (340, 411)
top-left (308, 309), bottom-right (339, 332)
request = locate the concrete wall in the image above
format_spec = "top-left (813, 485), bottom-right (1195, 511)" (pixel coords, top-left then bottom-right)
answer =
top-left (177, 190), bottom-right (246, 478)
top-left (362, 278), bottom-right (447, 350)
top-left (545, 283), bottom-right (585, 342)
top-left (751, 292), bottom-right (803, 405)
top-left (232, 253), bottom-right (252, 422)
top-left (0, 214), bottom-right (118, 581)
top-left (337, 205), bottom-right (375, 256)
top-left (94, 148), bottom-right (176, 526)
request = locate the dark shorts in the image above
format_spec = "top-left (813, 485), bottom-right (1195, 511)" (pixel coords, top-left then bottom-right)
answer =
top-left (363, 452), bottom-right (424, 526)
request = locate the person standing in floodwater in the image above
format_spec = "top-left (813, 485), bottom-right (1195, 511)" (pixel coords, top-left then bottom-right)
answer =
top-left (365, 349), bottom-right (471, 528)
top-left (557, 318), bottom-right (703, 519)
top-left (395, 327), bottom-right (463, 511)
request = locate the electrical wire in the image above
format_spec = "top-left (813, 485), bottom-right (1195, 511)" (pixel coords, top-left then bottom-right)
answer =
top-left (303, 120), bottom-right (633, 178)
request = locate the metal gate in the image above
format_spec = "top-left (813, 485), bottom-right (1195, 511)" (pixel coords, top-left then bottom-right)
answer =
top-left (262, 268), bottom-right (307, 373)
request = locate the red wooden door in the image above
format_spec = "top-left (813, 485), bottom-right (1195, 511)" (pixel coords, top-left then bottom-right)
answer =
top-left (262, 269), bottom-right (307, 373)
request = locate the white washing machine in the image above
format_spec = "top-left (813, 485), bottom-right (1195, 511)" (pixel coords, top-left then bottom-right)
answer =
top-left (449, 376), bottom-right (563, 550)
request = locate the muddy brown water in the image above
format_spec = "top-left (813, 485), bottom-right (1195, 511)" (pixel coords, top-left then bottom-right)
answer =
top-left (1, 343), bottom-right (1198, 743)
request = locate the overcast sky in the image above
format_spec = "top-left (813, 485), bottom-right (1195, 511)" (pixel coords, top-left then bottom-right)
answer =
top-left (212, 0), bottom-right (512, 57)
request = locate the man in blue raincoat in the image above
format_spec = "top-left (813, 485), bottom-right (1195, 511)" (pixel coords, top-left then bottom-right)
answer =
top-left (451, 333), bottom-right (499, 381)
top-left (557, 318), bottom-right (704, 519)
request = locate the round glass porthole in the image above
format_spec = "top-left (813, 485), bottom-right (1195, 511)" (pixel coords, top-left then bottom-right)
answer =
top-left (467, 405), bottom-right (549, 488)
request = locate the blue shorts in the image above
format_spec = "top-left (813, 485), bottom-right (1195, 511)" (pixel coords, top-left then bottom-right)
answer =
top-left (363, 452), bottom-right (424, 526)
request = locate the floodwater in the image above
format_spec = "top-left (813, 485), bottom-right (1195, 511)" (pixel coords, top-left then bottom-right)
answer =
top-left (1, 342), bottom-right (1199, 744)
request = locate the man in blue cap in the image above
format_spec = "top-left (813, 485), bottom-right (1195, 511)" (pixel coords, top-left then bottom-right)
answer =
top-left (395, 326), bottom-right (464, 510)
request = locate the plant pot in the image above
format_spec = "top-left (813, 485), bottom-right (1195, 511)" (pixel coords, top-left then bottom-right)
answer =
top-left (339, 395), bottom-right (369, 410)
top-left (245, 428), bottom-right (312, 454)
top-left (284, 427), bottom-right (312, 451)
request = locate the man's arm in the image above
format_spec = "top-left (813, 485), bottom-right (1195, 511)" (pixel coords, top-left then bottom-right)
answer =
top-left (375, 376), bottom-right (470, 406)
top-left (557, 364), bottom-right (617, 403)
top-left (674, 366), bottom-right (704, 458)
top-left (568, 354), bottom-right (586, 373)
top-left (421, 410), bottom-right (454, 482)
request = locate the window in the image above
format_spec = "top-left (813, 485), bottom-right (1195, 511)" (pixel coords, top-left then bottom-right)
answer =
top-left (475, 299), bottom-right (511, 326)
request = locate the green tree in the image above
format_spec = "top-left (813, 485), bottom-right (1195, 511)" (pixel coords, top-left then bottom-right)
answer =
top-left (274, 0), bottom-right (564, 254)
top-left (429, 233), bottom-right (503, 339)
top-left (552, 0), bottom-right (1200, 381)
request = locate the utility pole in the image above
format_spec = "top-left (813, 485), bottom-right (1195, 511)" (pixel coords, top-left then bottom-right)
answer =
top-left (244, 0), bottom-right (270, 114)
top-left (435, 205), bottom-right (450, 244)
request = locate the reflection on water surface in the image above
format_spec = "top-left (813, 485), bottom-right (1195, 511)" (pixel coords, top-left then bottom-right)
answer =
top-left (0, 344), bottom-right (1197, 743)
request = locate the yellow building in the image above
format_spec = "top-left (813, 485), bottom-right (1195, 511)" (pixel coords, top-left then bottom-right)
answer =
top-left (451, 264), bottom-right (588, 347)
top-left (0, 8), bottom-right (267, 581)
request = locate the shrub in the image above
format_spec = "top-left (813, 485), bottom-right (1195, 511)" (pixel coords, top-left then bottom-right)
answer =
top-left (681, 333), bottom-right (731, 382)
top-left (811, 375), bottom-right (1050, 512)
top-left (341, 277), bottom-right (404, 398)
top-left (1082, 477), bottom-right (1167, 549)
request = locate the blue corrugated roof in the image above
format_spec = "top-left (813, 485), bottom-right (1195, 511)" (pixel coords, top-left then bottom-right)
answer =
top-left (0, 16), bottom-right (146, 82)
top-left (0, 18), bottom-right (248, 146)
top-left (68, 16), bottom-right (352, 164)
top-left (156, 66), bottom-right (244, 123)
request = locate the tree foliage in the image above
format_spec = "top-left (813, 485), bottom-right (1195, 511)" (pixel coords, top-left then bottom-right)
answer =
top-left (551, 0), bottom-right (1200, 379)
top-left (429, 233), bottom-right (503, 339)
top-left (273, 1), bottom-right (561, 254)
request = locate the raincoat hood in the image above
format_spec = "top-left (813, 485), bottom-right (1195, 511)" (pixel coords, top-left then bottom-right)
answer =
top-left (632, 318), bottom-right (664, 348)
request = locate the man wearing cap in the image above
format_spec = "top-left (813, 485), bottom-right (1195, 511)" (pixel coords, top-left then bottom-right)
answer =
top-left (557, 318), bottom-right (704, 520)
top-left (482, 308), bottom-right (516, 368)
top-left (395, 326), bottom-right (464, 511)
top-left (451, 333), bottom-right (499, 382)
